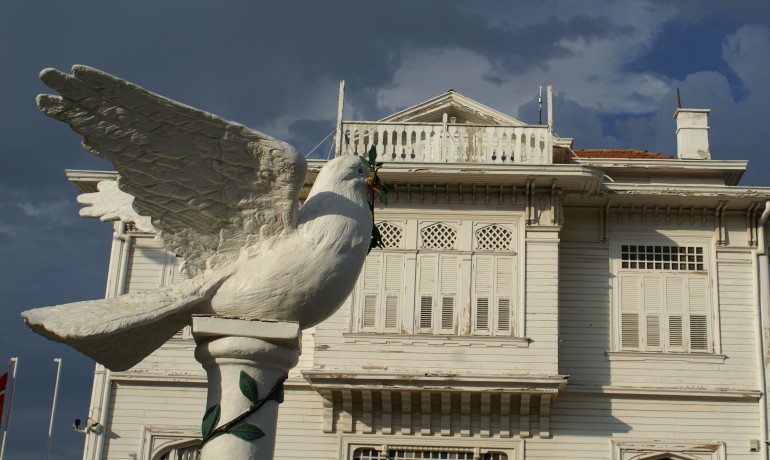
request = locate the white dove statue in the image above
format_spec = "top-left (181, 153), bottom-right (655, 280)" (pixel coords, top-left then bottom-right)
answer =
top-left (22, 65), bottom-right (376, 372)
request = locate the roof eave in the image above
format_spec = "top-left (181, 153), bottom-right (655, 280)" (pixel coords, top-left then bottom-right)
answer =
top-left (65, 169), bottom-right (119, 193)
top-left (574, 159), bottom-right (747, 186)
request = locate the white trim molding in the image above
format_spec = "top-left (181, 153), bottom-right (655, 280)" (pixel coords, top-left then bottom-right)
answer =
top-left (612, 440), bottom-right (725, 460)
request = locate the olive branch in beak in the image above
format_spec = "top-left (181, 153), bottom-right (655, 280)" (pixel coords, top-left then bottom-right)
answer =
top-left (360, 146), bottom-right (390, 206)
top-left (360, 146), bottom-right (390, 253)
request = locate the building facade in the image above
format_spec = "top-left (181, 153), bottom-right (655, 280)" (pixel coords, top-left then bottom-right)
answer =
top-left (69, 90), bottom-right (770, 459)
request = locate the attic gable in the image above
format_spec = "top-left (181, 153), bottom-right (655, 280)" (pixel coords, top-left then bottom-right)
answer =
top-left (379, 90), bottom-right (528, 126)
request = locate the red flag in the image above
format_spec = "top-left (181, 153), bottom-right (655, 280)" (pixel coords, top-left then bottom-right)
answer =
top-left (0, 372), bottom-right (7, 427)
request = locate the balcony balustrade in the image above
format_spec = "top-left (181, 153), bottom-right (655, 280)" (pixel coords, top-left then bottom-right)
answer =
top-left (337, 121), bottom-right (552, 165)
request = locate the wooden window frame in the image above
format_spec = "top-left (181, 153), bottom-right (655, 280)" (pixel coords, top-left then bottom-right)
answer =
top-left (415, 253), bottom-right (460, 334)
top-left (357, 251), bottom-right (405, 334)
top-left (611, 236), bottom-right (717, 354)
top-left (471, 254), bottom-right (516, 336)
top-left (351, 219), bottom-right (522, 338)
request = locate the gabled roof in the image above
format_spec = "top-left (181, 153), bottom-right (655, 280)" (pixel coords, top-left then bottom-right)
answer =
top-left (379, 90), bottom-right (530, 126)
top-left (573, 149), bottom-right (674, 160)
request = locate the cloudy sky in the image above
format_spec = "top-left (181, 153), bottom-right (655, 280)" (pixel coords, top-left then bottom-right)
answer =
top-left (1, 1), bottom-right (769, 458)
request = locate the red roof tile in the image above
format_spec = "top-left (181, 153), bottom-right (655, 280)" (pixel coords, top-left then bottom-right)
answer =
top-left (573, 149), bottom-right (674, 159)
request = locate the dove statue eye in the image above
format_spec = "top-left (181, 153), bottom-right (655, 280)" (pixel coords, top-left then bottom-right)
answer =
top-left (357, 167), bottom-right (364, 175)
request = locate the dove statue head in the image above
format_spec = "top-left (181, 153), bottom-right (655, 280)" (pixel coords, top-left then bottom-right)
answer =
top-left (309, 155), bottom-right (371, 198)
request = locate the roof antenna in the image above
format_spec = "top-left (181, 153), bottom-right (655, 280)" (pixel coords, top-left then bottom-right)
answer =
top-left (538, 86), bottom-right (543, 125)
top-left (676, 87), bottom-right (682, 109)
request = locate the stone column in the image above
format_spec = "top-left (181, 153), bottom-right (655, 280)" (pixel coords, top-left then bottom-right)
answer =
top-left (192, 316), bottom-right (301, 460)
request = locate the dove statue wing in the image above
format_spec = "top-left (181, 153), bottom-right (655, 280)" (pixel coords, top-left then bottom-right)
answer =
top-left (37, 65), bottom-right (308, 277)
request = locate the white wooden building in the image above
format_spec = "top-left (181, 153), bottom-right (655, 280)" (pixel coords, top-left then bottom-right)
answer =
top-left (68, 90), bottom-right (770, 460)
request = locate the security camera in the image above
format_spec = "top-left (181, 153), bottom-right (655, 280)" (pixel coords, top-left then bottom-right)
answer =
top-left (73, 418), bottom-right (100, 433)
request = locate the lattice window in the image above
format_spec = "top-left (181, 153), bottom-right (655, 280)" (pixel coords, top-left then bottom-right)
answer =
top-left (475, 225), bottom-right (513, 251)
top-left (353, 447), bottom-right (507, 460)
top-left (376, 222), bottom-right (403, 248)
top-left (420, 224), bottom-right (457, 249)
top-left (621, 245), bottom-right (704, 271)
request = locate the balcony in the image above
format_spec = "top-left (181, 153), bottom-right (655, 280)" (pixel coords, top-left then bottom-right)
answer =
top-left (337, 121), bottom-right (553, 165)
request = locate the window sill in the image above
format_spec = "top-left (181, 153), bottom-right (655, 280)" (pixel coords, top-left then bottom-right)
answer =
top-left (343, 333), bottom-right (530, 348)
top-left (606, 351), bottom-right (726, 364)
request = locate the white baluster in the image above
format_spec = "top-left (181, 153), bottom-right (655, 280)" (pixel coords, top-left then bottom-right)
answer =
top-left (502, 127), bottom-right (512, 163)
top-left (417, 126), bottom-right (427, 162)
top-left (408, 126), bottom-right (416, 161)
top-left (521, 130), bottom-right (529, 164)
top-left (377, 126), bottom-right (385, 160)
top-left (458, 125), bottom-right (468, 162)
top-left (399, 125), bottom-right (407, 161)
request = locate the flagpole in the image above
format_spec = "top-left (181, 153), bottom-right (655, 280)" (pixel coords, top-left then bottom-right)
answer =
top-left (45, 358), bottom-right (62, 460)
top-left (0, 357), bottom-right (19, 460)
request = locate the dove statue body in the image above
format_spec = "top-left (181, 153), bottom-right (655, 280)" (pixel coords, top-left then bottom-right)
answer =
top-left (21, 66), bottom-right (374, 371)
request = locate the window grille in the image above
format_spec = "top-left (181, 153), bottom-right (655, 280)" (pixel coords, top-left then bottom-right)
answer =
top-left (377, 222), bottom-right (404, 248)
top-left (353, 447), bottom-right (507, 460)
top-left (420, 224), bottom-right (457, 249)
top-left (475, 225), bottom-right (513, 251)
top-left (621, 245), bottom-right (704, 271)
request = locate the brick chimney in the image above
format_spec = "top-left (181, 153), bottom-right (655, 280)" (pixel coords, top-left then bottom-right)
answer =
top-left (674, 108), bottom-right (711, 160)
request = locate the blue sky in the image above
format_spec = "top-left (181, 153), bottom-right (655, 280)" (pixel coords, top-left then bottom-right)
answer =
top-left (1, 1), bottom-right (770, 458)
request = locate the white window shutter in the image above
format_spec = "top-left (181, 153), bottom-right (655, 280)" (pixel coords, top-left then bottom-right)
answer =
top-left (687, 275), bottom-right (710, 351)
top-left (439, 255), bottom-right (458, 332)
top-left (474, 256), bottom-right (494, 333)
top-left (441, 297), bottom-right (454, 330)
top-left (619, 274), bottom-right (641, 349)
top-left (384, 296), bottom-right (399, 330)
top-left (643, 275), bottom-right (663, 349)
top-left (496, 257), bottom-right (514, 333)
top-left (418, 255), bottom-right (437, 331)
top-left (419, 296), bottom-right (433, 330)
top-left (361, 254), bottom-right (381, 330)
top-left (383, 255), bottom-right (403, 332)
top-left (665, 276), bottom-right (685, 349)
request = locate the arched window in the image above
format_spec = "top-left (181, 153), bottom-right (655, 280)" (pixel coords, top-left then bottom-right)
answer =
top-left (153, 439), bottom-right (201, 460)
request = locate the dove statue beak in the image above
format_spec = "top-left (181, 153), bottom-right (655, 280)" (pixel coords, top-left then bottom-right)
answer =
top-left (366, 175), bottom-right (379, 194)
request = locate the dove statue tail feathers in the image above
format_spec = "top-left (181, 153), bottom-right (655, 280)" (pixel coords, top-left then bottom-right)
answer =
top-left (21, 273), bottom-right (227, 371)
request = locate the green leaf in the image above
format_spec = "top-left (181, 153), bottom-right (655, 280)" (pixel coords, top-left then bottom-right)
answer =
top-left (368, 145), bottom-right (377, 165)
top-left (228, 422), bottom-right (265, 441)
top-left (201, 404), bottom-right (220, 439)
top-left (378, 189), bottom-right (388, 205)
top-left (359, 156), bottom-right (371, 168)
top-left (239, 371), bottom-right (259, 405)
